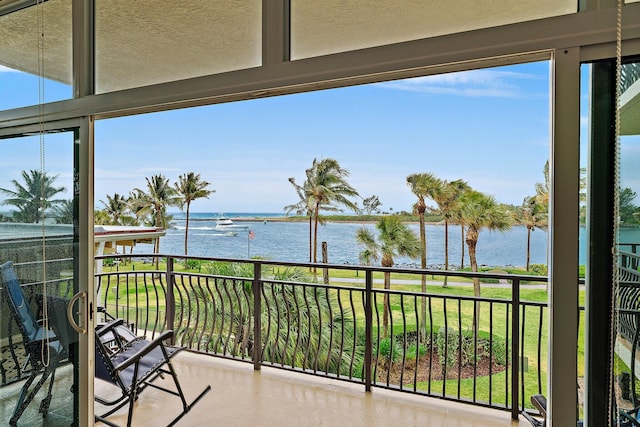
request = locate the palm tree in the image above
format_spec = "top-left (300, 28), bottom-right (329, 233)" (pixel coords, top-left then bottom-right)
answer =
top-left (100, 193), bottom-right (129, 225)
top-left (457, 190), bottom-right (513, 297)
top-left (174, 172), bottom-right (214, 261)
top-left (406, 172), bottom-right (443, 336)
top-left (53, 199), bottom-right (74, 224)
top-left (295, 158), bottom-right (359, 267)
top-left (127, 189), bottom-right (150, 225)
top-left (356, 216), bottom-right (420, 337)
top-left (134, 174), bottom-right (180, 257)
top-left (0, 170), bottom-right (66, 223)
top-left (431, 179), bottom-right (470, 287)
top-left (518, 196), bottom-right (548, 271)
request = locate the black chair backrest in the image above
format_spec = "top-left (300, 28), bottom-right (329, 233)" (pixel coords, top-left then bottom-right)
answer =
top-left (1, 261), bottom-right (40, 342)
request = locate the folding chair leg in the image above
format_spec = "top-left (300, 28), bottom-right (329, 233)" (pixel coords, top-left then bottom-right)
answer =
top-left (10, 368), bottom-right (53, 426)
top-left (39, 367), bottom-right (57, 416)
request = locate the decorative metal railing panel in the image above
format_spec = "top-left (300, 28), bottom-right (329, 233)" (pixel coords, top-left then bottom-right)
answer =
top-left (93, 253), bottom-right (559, 419)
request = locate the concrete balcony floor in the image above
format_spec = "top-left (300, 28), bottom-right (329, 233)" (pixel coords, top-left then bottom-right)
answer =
top-left (96, 351), bottom-right (531, 426)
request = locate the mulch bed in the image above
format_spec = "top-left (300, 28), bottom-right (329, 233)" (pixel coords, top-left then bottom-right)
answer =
top-left (376, 350), bottom-right (507, 384)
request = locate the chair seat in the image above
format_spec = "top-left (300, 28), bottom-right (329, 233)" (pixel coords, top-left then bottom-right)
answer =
top-left (105, 338), bottom-right (182, 390)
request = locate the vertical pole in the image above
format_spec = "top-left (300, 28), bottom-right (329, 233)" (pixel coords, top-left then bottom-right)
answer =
top-left (322, 242), bottom-right (329, 285)
top-left (253, 262), bottom-right (262, 371)
top-left (166, 257), bottom-right (175, 345)
top-left (364, 269), bottom-right (373, 391)
top-left (511, 279), bottom-right (521, 419)
top-left (549, 47), bottom-right (580, 427)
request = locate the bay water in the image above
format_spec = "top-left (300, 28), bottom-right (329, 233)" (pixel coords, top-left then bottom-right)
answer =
top-left (130, 213), bottom-right (640, 268)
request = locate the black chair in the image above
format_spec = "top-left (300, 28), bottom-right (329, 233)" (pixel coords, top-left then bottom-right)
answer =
top-left (94, 318), bottom-right (211, 427)
top-left (522, 394), bottom-right (585, 427)
top-left (0, 261), bottom-right (68, 426)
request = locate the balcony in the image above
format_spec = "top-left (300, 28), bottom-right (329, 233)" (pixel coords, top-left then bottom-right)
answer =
top-left (1, 253), bottom-right (577, 425)
top-left (92, 253), bottom-right (555, 424)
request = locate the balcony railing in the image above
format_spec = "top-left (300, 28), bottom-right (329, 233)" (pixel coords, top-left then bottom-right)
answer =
top-left (94, 253), bottom-right (554, 420)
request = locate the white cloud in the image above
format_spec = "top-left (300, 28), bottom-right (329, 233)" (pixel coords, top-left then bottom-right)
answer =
top-left (377, 69), bottom-right (540, 98)
top-left (0, 65), bottom-right (17, 73)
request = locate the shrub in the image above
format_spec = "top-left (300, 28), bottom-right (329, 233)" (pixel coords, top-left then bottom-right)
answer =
top-left (186, 259), bottom-right (201, 270)
top-left (377, 337), bottom-right (400, 363)
top-left (530, 264), bottom-right (548, 276)
top-left (436, 327), bottom-right (475, 370)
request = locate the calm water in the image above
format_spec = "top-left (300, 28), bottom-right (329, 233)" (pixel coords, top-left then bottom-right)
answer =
top-left (127, 212), bottom-right (640, 268)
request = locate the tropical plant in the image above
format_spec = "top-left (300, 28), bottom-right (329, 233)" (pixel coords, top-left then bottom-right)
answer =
top-left (94, 209), bottom-right (111, 225)
top-left (0, 170), bottom-right (66, 223)
top-left (127, 189), bottom-right (150, 225)
top-left (174, 172), bottom-right (214, 260)
top-left (620, 187), bottom-right (638, 225)
top-left (53, 199), bottom-right (74, 224)
top-left (290, 158), bottom-right (359, 267)
top-left (356, 216), bottom-right (420, 337)
top-left (406, 172), bottom-right (443, 337)
top-left (518, 196), bottom-right (548, 271)
top-left (133, 174), bottom-right (180, 258)
top-left (100, 193), bottom-right (129, 225)
top-left (433, 179), bottom-right (470, 286)
top-left (457, 190), bottom-right (513, 297)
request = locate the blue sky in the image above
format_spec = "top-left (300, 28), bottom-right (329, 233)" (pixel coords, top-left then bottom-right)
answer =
top-left (3, 60), bottom-right (636, 214)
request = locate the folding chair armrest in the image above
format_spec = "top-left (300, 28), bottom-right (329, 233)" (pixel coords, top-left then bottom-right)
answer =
top-left (96, 318), bottom-right (125, 338)
top-left (113, 330), bottom-right (174, 373)
top-left (531, 394), bottom-right (547, 418)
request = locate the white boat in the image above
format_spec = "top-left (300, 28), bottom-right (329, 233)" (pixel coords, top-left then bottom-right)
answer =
top-left (214, 215), bottom-right (249, 231)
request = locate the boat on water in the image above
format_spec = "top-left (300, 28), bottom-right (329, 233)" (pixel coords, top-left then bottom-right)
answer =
top-left (215, 215), bottom-right (249, 231)
top-left (211, 230), bottom-right (238, 237)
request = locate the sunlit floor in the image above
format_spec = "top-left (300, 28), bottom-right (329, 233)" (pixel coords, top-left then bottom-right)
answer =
top-left (95, 352), bottom-right (532, 427)
top-left (0, 351), bottom-right (537, 426)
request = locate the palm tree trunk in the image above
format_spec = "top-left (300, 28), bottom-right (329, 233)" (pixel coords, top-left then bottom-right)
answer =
top-left (526, 227), bottom-right (531, 271)
top-left (419, 212), bottom-right (427, 340)
top-left (184, 202), bottom-right (191, 267)
top-left (443, 219), bottom-right (449, 287)
top-left (466, 227), bottom-right (480, 335)
top-left (308, 214), bottom-right (312, 263)
top-left (313, 206), bottom-right (320, 276)
top-left (383, 271), bottom-right (391, 338)
top-left (460, 224), bottom-right (465, 269)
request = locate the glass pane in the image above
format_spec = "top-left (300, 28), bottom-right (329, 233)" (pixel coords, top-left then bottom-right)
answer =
top-left (0, 132), bottom-right (78, 425)
top-left (291, 0), bottom-right (576, 59)
top-left (0, 0), bottom-right (73, 110)
top-left (618, 60), bottom-right (640, 418)
top-left (95, 0), bottom-right (262, 93)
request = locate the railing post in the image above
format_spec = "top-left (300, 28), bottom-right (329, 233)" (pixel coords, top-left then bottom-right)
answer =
top-left (511, 278), bottom-right (520, 420)
top-left (253, 261), bottom-right (262, 371)
top-left (364, 269), bottom-right (373, 392)
top-left (166, 256), bottom-right (176, 345)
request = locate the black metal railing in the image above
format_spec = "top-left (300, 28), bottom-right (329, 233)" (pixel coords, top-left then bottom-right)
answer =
top-left (94, 253), bottom-right (554, 419)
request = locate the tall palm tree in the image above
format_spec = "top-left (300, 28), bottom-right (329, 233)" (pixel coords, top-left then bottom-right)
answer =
top-left (134, 174), bottom-right (180, 257)
top-left (100, 193), bottom-right (129, 225)
top-left (174, 172), bottom-right (214, 260)
top-left (127, 189), bottom-right (150, 225)
top-left (406, 172), bottom-right (443, 335)
top-left (297, 158), bottom-right (359, 267)
top-left (457, 190), bottom-right (513, 297)
top-left (0, 170), bottom-right (66, 223)
top-left (518, 196), bottom-right (548, 271)
top-left (431, 179), bottom-right (470, 287)
top-left (356, 216), bottom-right (420, 337)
